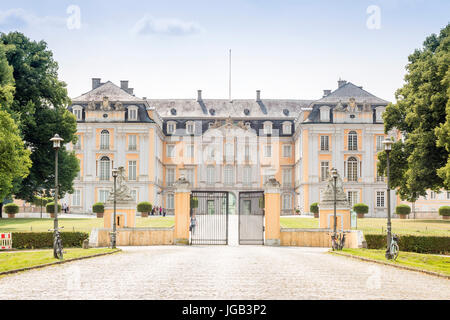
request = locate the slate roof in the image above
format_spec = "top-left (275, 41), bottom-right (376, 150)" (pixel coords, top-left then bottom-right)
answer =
top-left (147, 99), bottom-right (314, 119)
top-left (72, 81), bottom-right (142, 102)
top-left (313, 81), bottom-right (388, 105)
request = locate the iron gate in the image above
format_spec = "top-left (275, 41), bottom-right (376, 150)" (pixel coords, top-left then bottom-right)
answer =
top-left (190, 191), bottom-right (228, 245)
top-left (239, 191), bottom-right (264, 245)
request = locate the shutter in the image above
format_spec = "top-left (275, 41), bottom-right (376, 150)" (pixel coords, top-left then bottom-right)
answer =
top-left (96, 160), bottom-right (98, 177)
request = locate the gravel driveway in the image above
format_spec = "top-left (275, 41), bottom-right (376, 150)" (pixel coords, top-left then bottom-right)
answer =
top-left (0, 246), bottom-right (448, 300)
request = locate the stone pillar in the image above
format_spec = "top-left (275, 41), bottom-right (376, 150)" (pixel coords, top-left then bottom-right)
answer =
top-left (174, 170), bottom-right (191, 245)
top-left (264, 176), bottom-right (281, 246)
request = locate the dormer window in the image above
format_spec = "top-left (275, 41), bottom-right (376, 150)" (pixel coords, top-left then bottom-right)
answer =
top-left (263, 121), bottom-right (272, 135)
top-left (128, 106), bottom-right (138, 121)
top-left (376, 107), bottom-right (385, 122)
top-left (167, 121), bottom-right (176, 134)
top-left (72, 105), bottom-right (83, 121)
top-left (320, 106), bottom-right (330, 122)
top-left (282, 122), bottom-right (292, 135)
top-left (186, 121), bottom-right (195, 135)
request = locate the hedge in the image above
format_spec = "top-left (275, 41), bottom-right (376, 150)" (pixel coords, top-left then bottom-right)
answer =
top-left (190, 197), bottom-right (198, 209)
top-left (4, 203), bottom-right (19, 214)
top-left (11, 232), bottom-right (89, 249)
top-left (137, 202), bottom-right (152, 213)
top-left (353, 203), bottom-right (369, 215)
top-left (46, 202), bottom-right (62, 213)
top-left (310, 203), bottom-right (319, 214)
top-left (395, 204), bottom-right (411, 215)
top-left (439, 206), bottom-right (450, 216)
top-left (92, 202), bottom-right (105, 213)
top-left (364, 234), bottom-right (450, 254)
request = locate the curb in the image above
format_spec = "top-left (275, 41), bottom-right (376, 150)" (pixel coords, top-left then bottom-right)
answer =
top-left (0, 249), bottom-right (121, 276)
top-left (330, 251), bottom-right (450, 280)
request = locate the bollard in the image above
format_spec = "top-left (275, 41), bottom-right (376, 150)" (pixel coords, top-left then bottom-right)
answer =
top-left (82, 239), bottom-right (89, 249)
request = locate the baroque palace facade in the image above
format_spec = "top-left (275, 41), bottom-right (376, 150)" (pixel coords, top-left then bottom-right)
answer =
top-left (64, 78), bottom-right (449, 217)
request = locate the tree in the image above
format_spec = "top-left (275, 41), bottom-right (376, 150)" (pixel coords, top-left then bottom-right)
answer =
top-left (378, 23), bottom-right (450, 199)
top-left (0, 32), bottom-right (79, 202)
top-left (0, 43), bottom-right (31, 217)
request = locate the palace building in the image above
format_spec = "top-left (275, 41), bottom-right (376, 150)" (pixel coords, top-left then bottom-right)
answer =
top-left (64, 78), bottom-right (449, 217)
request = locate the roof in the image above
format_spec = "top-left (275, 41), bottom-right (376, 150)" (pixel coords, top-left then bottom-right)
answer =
top-left (72, 81), bottom-right (142, 102)
top-left (313, 81), bottom-right (388, 105)
top-left (147, 99), bottom-right (314, 119)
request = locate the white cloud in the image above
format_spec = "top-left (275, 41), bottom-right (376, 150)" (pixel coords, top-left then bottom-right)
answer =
top-left (132, 15), bottom-right (203, 36)
top-left (0, 8), bottom-right (65, 29)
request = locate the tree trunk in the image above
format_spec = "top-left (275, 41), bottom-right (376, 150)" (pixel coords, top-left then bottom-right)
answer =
top-left (0, 203), bottom-right (2, 219)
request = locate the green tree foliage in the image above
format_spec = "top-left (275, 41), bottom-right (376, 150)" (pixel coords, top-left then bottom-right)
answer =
top-left (137, 202), bottom-right (152, 213)
top-left (352, 203), bottom-right (369, 215)
top-left (92, 202), bottom-right (105, 214)
top-left (0, 43), bottom-right (31, 212)
top-left (378, 24), bottom-right (450, 199)
top-left (0, 32), bottom-right (79, 202)
top-left (310, 202), bottom-right (319, 214)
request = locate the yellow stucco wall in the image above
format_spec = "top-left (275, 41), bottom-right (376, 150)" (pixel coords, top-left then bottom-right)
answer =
top-left (264, 192), bottom-right (281, 243)
top-left (96, 228), bottom-right (174, 246)
top-left (280, 229), bottom-right (360, 248)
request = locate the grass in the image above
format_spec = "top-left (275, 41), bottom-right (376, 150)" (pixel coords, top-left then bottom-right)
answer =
top-left (0, 216), bottom-right (175, 233)
top-left (0, 248), bottom-right (117, 273)
top-left (280, 217), bottom-right (450, 236)
top-left (335, 248), bottom-right (450, 276)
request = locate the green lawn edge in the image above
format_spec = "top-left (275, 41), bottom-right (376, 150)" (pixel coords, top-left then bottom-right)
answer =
top-left (330, 248), bottom-right (450, 278)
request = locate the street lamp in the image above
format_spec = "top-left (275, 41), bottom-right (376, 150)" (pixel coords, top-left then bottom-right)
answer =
top-left (111, 168), bottom-right (119, 249)
top-left (50, 134), bottom-right (63, 259)
top-left (331, 168), bottom-right (338, 249)
top-left (382, 138), bottom-right (394, 259)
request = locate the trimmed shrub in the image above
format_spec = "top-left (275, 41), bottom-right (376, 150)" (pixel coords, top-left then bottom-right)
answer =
top-left (137, 202), bottom-right (152, 213)
top-left (4, 203), bottom-right (19, 215)
top-left (395, 204), bottom-right (411, 215)
top-left (11, 232), bottom-right (89, 249)
top-left (92, 202), bottom-right (105, 214)
top-left (310, 203), bottom-right (319, 214)
top-left (364, 234), bottom-right (450, 254)
top-left (439, 206), bottom-right (450, 216)
top-left (33, 197), bottom-right (50, 207)
top-left (353, 203), bottom-right (369, 215)
top-left (259, 196), bottom-right (265, 209)
top-left (45, 202), bottom-right (62, 213)
top-left (190, 197), bottom-right (199, 209)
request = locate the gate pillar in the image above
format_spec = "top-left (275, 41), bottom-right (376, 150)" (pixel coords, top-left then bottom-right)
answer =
top-left (173, 173), bottom-right (191, 245)
top-left (264, 176), bottom-right (281, 246)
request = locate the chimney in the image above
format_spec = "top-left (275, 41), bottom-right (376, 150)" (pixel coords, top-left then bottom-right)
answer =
top-left (120, 80), bottom-right (129, 90)
top-left (92, 78), bottom-right (101, 90)
top-left (338, 79), bottom-right (347, 88)
top-left (323, 89), bottom-right (331, 97)
top-left (256, 90), bottom-right (261, 102)
top-left (197, 90), bottom-right (202, 102)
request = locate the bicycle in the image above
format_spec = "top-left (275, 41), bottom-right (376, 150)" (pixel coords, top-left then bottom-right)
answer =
top-left (386, 233), bottom-right (399, 260)
top-left (49, 226), bottom-right (64, 260)
top-left (331, 232), bottom-right (346, 251)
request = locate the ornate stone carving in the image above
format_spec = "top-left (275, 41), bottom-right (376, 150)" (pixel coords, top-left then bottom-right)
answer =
top-left (173, 173), bottom-right (191, 192)
top-left (210, 119), bottom-right (222, 129)
top-left (334, 100), bottom-right (345, 111)
top-left (348, 97), bottom-right (357, 112)
top-left (106, 167), bottom-right (134, 203)
top-left (236, 120), bottom-right (247, 130)
top-left (87, 101), bottom-right (96, 111)
top-left (362, 100), bottom-right (371, 112)
top-left (115, 101), bottom-right (124, 111)
top-left (102, 96), bottom-right (111, 111)
top-left (319, 169), bottom-right (349, 209)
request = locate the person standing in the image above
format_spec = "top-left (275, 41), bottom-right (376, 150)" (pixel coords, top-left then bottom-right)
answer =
top-left (190, 213), bottom-right (197, 235)
top-left (163, 208), bottom-right (166, 217)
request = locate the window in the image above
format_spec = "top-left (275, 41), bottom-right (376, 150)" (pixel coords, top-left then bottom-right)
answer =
top-left (376, 107), bottom-right (384, 122)
top-left (282, 169), bottom-right (292, 187)
top-left (99, 156), bottom-right (110, 181)
top-left (167, 122), bottom-right (176, 134)
top-left (72, 190), bottom-right (81, 206)
top-left (347, 157), bottom-right (358, 182)
top-left (320, 136), bottom-right (329, 151)
top-left (282, 194), bottom-right (292, 210)
top-left (74, 136), bottom-right (82, 150)
top-left (243, 166), bottom-right (252, 186)
top-left (100, 130), bottom-right (110, 150)
top-left (376, 135), bottom-right (384, 151)
top-left (166, 168), bottom-right (175, 186)
top-left (263, 122), bottom-right (272, 135)
top-left (167, 145), bottom-right (175, 158)
top-left (320, 107), bottom-right (330, 122)
top-left (321, 161), bottom-right (329, 182)
top-left (376, 191), bottom-right (385, 208)
top-left (167, 194), bottom-right (174, 209)
top-left (186, 144), bottom-right (194, 158)
top-left (73, 106), bottom-right (82, 121)
top-left (347, 191), bottom-right (359, 209)
top-left (244, 144), bottom-right (250, 160)
top-left (225, 143), bottom-right (234, 161)
top-left (128, 107), bottom-right (138, 121)
top-left (99, 190), bottom-right (110, 203)
top-left (282, 122), bottom-right (292, 134)
top-left (185, 169), bottom-right (194, 185)
top-left (376, 164), bottom-right (385, 182)
top-left (430, 191), bottom-right (436, 199)
top-left (186, 122), bottom-right (195, 134)
top-left (348, 131), bottom-right (358, 151)
top-left (447, 191), bottom-right (450, 200)
top-left (206, 166), bottom-right (215, 185)
top-left (224, 166), bottom-right (234, 185)
top-left (282, 145), bottom-right (292, 157)
top-left (264, 145), bottom-right (272, 158)
top-left (128, 160), bottom-right (137, 181)
top-left (128, 135), bottom-right (137, 151)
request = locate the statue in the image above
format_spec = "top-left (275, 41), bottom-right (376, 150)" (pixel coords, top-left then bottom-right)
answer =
top-left (102, 96), bottom-right (111, 111)
top-left (319, 169), bottom-right (349, 208)
top-left (334, 100), bottom-right (345, 111)
top-left (347, 98), bottom-right (357, 112)
top-left (87, 101), bottom-right (96, 111)
top-left (115, 102), bottom-right (124, 111)
top-left (107, 166), bottom-right (134, 203)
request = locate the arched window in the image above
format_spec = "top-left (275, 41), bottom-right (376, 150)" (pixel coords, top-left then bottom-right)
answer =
top-left (100, 130), bottom-right (110, 150)
top-left (347, 157), bottom-right (358, 182)
top-left (224, 165), bottom-right (234, 185)
top-left (348, 131), bottom-right (357, 151)
top-left (100, 156), bottom-right (110, 181)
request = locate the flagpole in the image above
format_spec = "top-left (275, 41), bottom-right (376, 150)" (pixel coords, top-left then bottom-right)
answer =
top-left (229, 49), bottom-right (231, 102)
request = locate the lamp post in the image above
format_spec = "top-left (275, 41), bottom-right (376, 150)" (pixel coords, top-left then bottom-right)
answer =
top-left (382, 138), bottom-right (394, 259)
top-left (111, 168), bottom-right (119, 249)
top-left (331, 168), bottom-right (338, 247)
top-left (50, 134), bottom-right (63, 259)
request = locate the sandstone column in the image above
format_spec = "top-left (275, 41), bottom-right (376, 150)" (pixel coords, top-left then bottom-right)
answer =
top-left (264, 176), bottom-right (281, 246)
top-left (174, 170), bottom-right (191, 245)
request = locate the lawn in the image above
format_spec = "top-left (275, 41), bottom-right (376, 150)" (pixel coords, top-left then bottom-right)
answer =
top-left (0, 216), bottom-right (175, 233)
top-left (0, 248), bottom-right (118, 273)
top-left (335, 248), bottom-right (450, 276)
top-left (280, 217), bottom-right (450, 236)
